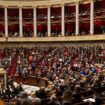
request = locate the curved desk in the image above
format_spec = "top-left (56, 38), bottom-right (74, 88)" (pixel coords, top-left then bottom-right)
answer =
top-left (14, 76), bottom-right (49, 87)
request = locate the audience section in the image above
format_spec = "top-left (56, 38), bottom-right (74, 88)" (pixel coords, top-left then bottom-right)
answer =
top-left (0, 46), bottom-right (105, 105)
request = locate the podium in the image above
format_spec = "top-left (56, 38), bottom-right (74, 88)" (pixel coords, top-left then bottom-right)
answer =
top-left (0, 68), bottom-right (7, 89)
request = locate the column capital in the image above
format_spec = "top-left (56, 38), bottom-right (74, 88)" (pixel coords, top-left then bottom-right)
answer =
top-left (18, 5), bottom-right (23, 8)
top-left (47, 5), bottom-right (51, 8)
top-left (75, 1), bottom-right (79, 4)
top-left (3, 5), bottom-right (8, 8)
top-left (60, 3), bottom-right (65, 7)
top-left (32, 5), bottom-right (37, 8)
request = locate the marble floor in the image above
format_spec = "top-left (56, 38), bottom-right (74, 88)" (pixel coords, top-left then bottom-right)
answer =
top-left (22, 84), bottom-right (39, 94)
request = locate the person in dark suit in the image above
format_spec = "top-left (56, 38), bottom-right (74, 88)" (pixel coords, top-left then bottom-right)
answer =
top-left (47, 94), bottom-right (61, 105)
top-left (0, 86), bottom-right (5, 99)
top-left (35, 87), bottom-right (47, 99)
top-left (62, 89), bottom-right (72, 105)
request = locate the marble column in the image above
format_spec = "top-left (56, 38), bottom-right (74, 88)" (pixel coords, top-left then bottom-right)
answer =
top-left (61, 4), bottom-right (65, 36)
top-left (19, 7), bottom-right (23, 37)
top-left (90, 0), bottom-right (94, 35)
top-left (4, 7), bottom-right (8, 37)
top-left (75, 2), bottom-right (79, 35)
top-left (33, 7), bottom-right (37, 37)
top-left (48, 6), bottom-right (51, 37)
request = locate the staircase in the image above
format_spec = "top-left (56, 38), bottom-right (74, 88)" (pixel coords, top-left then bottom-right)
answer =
top-left (9, 54), bottom-right (18, 76)
top-left (0, 51), bottom-right (4, 67)
top-left (0, 52), bottom-right (3, 60)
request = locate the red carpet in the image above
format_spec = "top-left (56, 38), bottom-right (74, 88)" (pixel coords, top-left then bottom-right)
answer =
top-left (9, 54), bottom-right (18, 76)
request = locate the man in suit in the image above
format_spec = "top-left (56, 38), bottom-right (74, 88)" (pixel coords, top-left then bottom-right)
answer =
top-left (62, 89), bottom-right (72, 105)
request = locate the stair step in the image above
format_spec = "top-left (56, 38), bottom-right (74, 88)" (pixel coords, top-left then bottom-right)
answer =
top-left (9, 54), bottom-right (18, 76)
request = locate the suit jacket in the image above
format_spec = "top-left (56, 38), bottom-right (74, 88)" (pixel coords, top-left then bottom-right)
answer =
top-left (62, 103), bottom-right (72, 105)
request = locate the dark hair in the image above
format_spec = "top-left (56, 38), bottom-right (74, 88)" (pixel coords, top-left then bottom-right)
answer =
top-left (21, 99), bottom-right (33, 105)
top-left (33, 98), bottom-right (41, 105)
top-left (62, 89), bottom-right (72, 100)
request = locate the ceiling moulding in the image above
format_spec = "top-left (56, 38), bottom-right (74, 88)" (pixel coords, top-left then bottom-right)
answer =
top-left (0, 5), bottom-right (4, 7)
top-left (1, 0), bottom-right (86, 2)
top-left (0, 0), bottom-right (46, 2)
top-left (37, 5), bottom-right (48, 8)
top-left (0, 0), bottom-right (92, 7)
top-left (51, 4), bottom-right (61, 7)
top-left (65, 3), bottom-right (76, 6)
top-left (79, 0), bottom-right (90, 4)
top-left (64, 0), bottom-right (85, 2)
top-left (22, 6), bottom-right (33, 8)
top-left (7, 6), bottom-right (18, 8)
